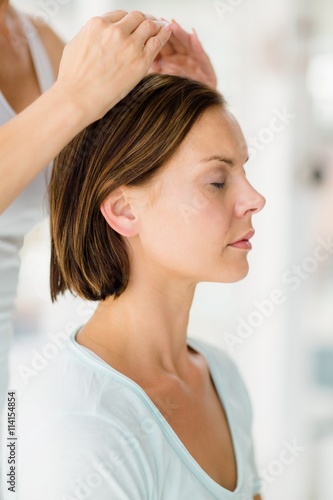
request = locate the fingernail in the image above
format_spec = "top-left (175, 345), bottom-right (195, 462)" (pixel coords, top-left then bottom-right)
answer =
top-left (144, 13), bottom-right (157, 20)
top-left (164, 22), bottom-right (174, 31)
top-left (154, 19), bottom-right (169, 27)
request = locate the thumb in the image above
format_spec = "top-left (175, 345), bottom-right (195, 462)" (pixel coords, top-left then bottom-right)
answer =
top-left (190, 28), bottom-right (205, 53)
top-left (150, 59), bottom-right (162, 72)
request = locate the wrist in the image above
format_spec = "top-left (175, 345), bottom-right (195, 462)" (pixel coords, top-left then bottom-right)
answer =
top-left (49, 80), bottom-right (120, 128)
top-left (47, 83), bottom-right (91, 130)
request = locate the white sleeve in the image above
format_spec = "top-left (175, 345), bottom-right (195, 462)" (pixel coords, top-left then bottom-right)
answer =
top-left (19, 414), bottom-right (152, 500)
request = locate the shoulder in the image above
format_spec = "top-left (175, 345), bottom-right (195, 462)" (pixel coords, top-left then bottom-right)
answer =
top-left (18, 347), bottom-right (158, 500)
top-left (28, 16), bottom-right (64, 77)
top-left (18, 341), bottom-right (165, 447)
top-left (19, 343), bottom-right (128, 425)
top-left (19, 412), bottom-right (151, 500)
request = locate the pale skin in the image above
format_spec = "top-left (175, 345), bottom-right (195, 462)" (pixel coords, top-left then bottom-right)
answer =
top-left (1, 5), bottom-right (262, 495)
top-left (77, 106), bottom-right (265, 498)
top-left (0, 5), bottom-right (217, 215)
top-left (0, 7), bottom-right (172, 214)
top-left (150, 19), bottom-right (217, 88)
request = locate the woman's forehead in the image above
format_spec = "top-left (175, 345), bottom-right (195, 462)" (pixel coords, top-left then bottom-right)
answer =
top-left (167, 107), bottom-right (247, 166)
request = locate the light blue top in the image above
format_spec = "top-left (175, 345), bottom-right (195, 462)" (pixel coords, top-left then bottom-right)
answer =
top-left (18, 332), bottom-right (261, 500)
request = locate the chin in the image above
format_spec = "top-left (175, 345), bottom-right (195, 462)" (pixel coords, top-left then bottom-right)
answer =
top-left (212, 263), bottom-right (250, 283)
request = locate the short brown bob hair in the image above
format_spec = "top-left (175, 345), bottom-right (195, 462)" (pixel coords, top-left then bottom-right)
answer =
top-left (49, 74), bottom-right (226, 302)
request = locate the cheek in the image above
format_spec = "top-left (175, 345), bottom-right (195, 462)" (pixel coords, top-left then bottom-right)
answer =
top-left (171, 183), bottom-right (227, 227)
top-left (182, 188), bottom-right (233, 242)
top-left (138, 181), bottom-right (235, 270)
top-left (149, 198), bottom-right (231, 259)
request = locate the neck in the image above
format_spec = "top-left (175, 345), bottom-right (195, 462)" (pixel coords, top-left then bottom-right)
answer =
top-left (80, 276), bottom-right (197, 377)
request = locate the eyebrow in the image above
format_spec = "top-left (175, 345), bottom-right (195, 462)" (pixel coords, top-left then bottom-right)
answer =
top-left (199, 155), bottom-right (249, 166)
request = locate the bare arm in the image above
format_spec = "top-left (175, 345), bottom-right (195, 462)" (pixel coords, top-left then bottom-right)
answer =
top-left (0, 11), bottom-right (172, 214)
top-left (254, 494), bottom-right (262, 500)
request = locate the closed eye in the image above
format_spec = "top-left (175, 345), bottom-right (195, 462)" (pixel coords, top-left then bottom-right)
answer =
top-left (211, 182), bottom-right (225, 189)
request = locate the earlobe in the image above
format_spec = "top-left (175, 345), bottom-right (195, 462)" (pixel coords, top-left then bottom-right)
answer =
top-left (100, 189), bottom-right (138, 237)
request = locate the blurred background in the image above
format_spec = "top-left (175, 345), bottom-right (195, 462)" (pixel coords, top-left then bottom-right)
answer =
top-left (3, 0), bottom-right (333, 498)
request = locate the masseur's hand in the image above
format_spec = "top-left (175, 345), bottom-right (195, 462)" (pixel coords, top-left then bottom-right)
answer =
top-left (53, 10), bottom-right (173, 125)
top-left (150, 20), bottom-right (217, 89)
top-left (0, 11), bottom-right (172, 214)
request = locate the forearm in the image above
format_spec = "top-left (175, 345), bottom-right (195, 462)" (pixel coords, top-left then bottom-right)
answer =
top-left (0, 12), bottom-right (172, 215)
top-left (0, 86), bottom-right (88, 214)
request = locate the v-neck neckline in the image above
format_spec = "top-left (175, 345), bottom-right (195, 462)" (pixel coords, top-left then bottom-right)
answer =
top-left (66, 331), bottom-right (243, 498)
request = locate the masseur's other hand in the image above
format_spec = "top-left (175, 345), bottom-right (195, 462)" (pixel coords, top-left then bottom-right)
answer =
top-left (53, 10), bottom-right (172, 125)
top-left (150, 20), bottom-right (217, 89)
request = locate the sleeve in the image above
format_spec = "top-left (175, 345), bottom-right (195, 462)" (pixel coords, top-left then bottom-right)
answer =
top-left (19, 413), bottom-right (153, 500)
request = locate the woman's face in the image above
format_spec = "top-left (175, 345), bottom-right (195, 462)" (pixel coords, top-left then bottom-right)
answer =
top-left (129, 105), bottom-right (266, 285)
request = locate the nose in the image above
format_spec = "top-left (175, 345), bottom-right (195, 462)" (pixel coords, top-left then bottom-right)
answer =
top-left (234, 180), bottom-right (266, 218)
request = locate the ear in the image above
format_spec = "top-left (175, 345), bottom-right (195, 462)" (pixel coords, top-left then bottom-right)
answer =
top-left (100, 188), bottom-right (139, 237)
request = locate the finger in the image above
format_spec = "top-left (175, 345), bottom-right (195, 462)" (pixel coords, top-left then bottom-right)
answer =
top-left (169, 21), bottom-right (193, 52)
top-left (116, 10), bottom-right (155, 34)
top-left (156, 63), bottom-right (189, 77)
top-left (157, 34), bottom-right (187, 58)
top-left (156, 56), bottom-right (192, 73)
top-left (144, 24), bottom-right (173, 62)
top-left (189, 31), bottom-right (217, 72)
top-left (157, 24), bottom-right (192, 57)
top-left (143, 12), bottom-right (160, 21)
top-left (152, 52), bottom-right (162, 63)
top-left (134, 19), bottom-right (170, 46)
top-left (190, 28), bottom-right (206, 54)
top-left (149, 59), bottom-right (161, 73)
top-left (148, 64), bottom-right (158, 74)
top-left (101, 10), bottom-right (128, 23)
top-left (157, 38), bottom-right (175, 56)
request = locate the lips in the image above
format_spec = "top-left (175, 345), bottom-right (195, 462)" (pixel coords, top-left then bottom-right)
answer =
top-left (228, 230), bottom-right (255, 250)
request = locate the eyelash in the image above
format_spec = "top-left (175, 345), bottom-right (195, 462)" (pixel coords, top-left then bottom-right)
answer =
top-left (211, 182), bottom-right (225, 189)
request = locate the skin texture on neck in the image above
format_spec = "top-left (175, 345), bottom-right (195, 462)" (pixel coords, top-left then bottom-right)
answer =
top-left (77, 107), bottom-right (265, 383)
top-left (78, 277), bottom-right (196, 380)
